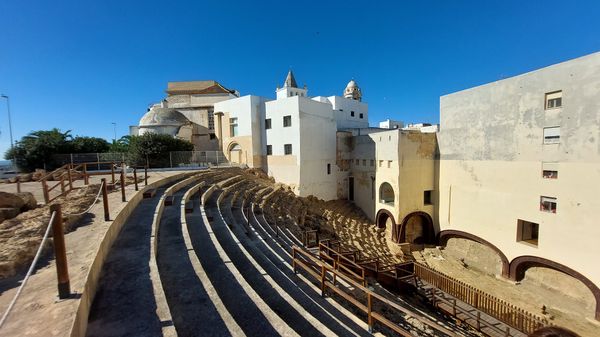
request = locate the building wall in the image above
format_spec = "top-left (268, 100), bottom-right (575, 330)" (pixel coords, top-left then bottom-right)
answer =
top-left (298, 98), bottom-right (338, 199)
top-left (328, 96), bottom-right (369, 129)
top-left (438, 52), bottom-right (600, 287)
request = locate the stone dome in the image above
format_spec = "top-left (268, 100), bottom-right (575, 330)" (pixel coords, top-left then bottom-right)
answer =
top-left (346, 80), bottom-right (357, 88)
top-left (139, 107), bottom-right (190, 127)
top-left (343, 79), bottom-right (362, 101)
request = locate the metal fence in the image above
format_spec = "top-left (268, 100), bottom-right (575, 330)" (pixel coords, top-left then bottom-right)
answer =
top-left (52, 151), bottom-right (230, 169)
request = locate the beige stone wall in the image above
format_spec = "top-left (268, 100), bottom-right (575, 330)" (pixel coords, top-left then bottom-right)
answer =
top-left (438, 52), bottom-right (600, 292)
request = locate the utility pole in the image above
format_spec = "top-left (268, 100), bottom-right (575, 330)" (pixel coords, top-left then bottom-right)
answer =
top-left (1, 95), bottom-right (15, 170)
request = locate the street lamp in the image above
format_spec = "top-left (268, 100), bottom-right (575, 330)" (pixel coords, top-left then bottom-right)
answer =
top-left (0, 94), bottom-right (15, 170)
top-left (111, 122), bottom-right (117, 143)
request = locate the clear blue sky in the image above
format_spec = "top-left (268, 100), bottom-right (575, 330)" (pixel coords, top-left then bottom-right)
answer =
top-left (1, 0), bottom-right (599, 155)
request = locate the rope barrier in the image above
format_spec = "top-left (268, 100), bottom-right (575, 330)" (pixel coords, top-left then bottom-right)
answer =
top-left (63, 181), bottom-right (105, 217)
top-left (0, 211), bottom-right (56, 330)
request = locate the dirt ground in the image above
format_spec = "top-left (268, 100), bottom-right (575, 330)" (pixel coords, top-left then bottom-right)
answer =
top-left (414, 247), bottom-right (600, 337)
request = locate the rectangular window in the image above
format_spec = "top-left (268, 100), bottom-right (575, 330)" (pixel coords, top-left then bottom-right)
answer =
top-left (265, 118), bottom-right (272, 129)
top-left (543, 126), bottom-right (560, 144)
top-left (387, 160), bottom-right (392, 168)
top-left (542, 162), bottom-right (558, 179)
top-left (379, 160), bottom-right (383, 167)
top-left (327, 163), bottom-right (331, 175)
top-left (540, 196), bottom-right (557, 213)
top-left (351, 111), bottom-right (355, 117)
top-left (424, 190), bottom-right (433, 205)
top-left (266, 145), bottom-right (272, 155)
top-left (545, 91), bottom-right (562, 109)
top-left (229, 118), bottom-right (238, 137)
top-left (362, 159), bottom-right (366, 166)
top-left (209, 133), bottom-right (216, 140)
top-left (517, 219), bottom-right (539, 246)
top-left (283, 115), bottom-right (292, 127)
top-left (208, 109), bottom-right (215, 130)
top-left (359, 113), bottom-right (364, 119)
top-left (370, 160), bottom-right (374, 167)
top-left (355, 159), bottom-right (359, 165)
top-left (284, 144), bottom-right (292, 155)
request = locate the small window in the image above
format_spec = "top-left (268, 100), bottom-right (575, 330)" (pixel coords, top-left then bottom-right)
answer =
top-left (517, 219), bottom-right (539, 246)
top-left (209, 133), bottom-right (216, 140)
top-left (542, 162), bottom-right (558, 179)
top-left (351, 111), bottom-right (355, 117)
top-left (543, 127), bottom-right (560, 144)
top-left (370, 160), bottom-right (374, 167)
top-left (284, 144), bottom-right (292, 155)
top-left (339, 109), bottom-right (344, 112)
top-left (540, 196), bottom-right (557, 213)
top-left (362, 159), bottom-right (366, 166)
top-left (283, 115), bottom-right (292, 127)
top-left (265, 118), bottom-right (272, 129)
top-left (387, 160), bottom-right (391, 168)
top-left (424, 190), bottom-right (433, 205)
top-left (359, 113), bottom-right (364, 119)
top-left (545, 91), bottom-right (562, 109)
top-left (379, 160), bottom-right (383, 167)
top-left (230, 118), bottom-right (238, 137)
top-left (266, 145), bottom-right (272, 155)
top-left (355, 159), bottom-right (359, 165)
top-left (327, 163), bottom-right (331, 175)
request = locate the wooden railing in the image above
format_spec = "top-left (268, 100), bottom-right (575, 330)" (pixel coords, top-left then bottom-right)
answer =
top-left (413, 263), bottom-right (548, 335)
top-left (291, 245), bottom-right (457, 337)
top-left (40, 162), bottom-right (147, 203)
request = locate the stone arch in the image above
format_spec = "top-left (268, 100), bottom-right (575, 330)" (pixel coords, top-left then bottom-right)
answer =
top-left (376, 209), bottom-right (402, 243)
top-left (438, 230), bottom-right (510, 278)
top-left (227, 142), bottom-right (242, 164)
top-left (379, 182), bottom-right (395, 206)
top-left (399, 212), bottom-right (435, 245)
top-left (509, 256), bottom-right (600, 320)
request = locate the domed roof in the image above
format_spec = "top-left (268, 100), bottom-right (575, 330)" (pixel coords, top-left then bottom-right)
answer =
top-left (139, 107), bottom-right (190, 127)
top-left (346, 79), bottom-right (357, 88)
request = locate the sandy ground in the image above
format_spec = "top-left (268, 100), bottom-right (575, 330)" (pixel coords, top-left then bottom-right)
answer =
top-left (414, 247), bottom-right (600, 337)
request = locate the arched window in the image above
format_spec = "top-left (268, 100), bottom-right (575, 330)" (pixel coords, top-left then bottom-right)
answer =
top-left (379, 182), bottom-right (394, 205)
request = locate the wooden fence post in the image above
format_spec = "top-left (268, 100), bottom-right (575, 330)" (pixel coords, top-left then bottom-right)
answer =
top-left (67, 165), bottom-right (73, 191)
top-left (50, 204), bottom-right (70, 299)
top-left (42, 179), bottom-right (50, 204)
top-left (367, 293), bottom-right (373, 333)
top-left (320, 265), bottom-right (326, 297)
top-left (83, 163), bottom-right (89, 185)
top-left (120, 165), bottom-right (126, 202)
top-left (111, 163), bottom-right (115, 184)
top-left (133, 168), bottom-right (138, 191)
top-left (101, 178), bottom-right (110, 221)
top-left (144, 166), bottom-right (148, 186)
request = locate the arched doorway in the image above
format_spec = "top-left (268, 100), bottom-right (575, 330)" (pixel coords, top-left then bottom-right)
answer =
top-left (228, 143), bottom-right (242, 164)
top-left (376, 209), bottom-right (395, 230)
top-left (509, 256), bottom-right (600, 320)
top-left (399, 212), bottom-right (435, 245)
top-left (379, 182), bottom-right (395, 206)
top-left (438, 230), bottom-right (510, 277)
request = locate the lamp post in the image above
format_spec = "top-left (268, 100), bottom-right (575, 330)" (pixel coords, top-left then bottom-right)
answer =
top-left (0, 95), bottom-right (15, 170)
top-left (111, 122), bottom-right (117, 143)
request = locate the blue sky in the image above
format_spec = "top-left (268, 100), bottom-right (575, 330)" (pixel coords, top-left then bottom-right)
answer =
top-left (1, 1), bottom-right (599, 155)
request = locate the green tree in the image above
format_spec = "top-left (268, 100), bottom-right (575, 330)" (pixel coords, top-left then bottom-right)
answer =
top-left (71, 136), bottom-right (110, 153)
top-left (109, 135), bottom-right (131, 153)
top-left (127, 133), bottom-right (193, 167)
top-left (5, 128), bottom-right (73, 171)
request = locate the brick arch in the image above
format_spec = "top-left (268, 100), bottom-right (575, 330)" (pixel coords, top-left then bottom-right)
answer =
top-left (438, 230), bottom-right (510, 278)
top-left (399, 212), bottom-right (435, 245)
top-left (509, 255), bottom-right (600, 320)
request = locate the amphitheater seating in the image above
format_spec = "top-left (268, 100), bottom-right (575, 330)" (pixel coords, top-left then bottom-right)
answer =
top-left (89, 167), bottom-right (534, 337)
